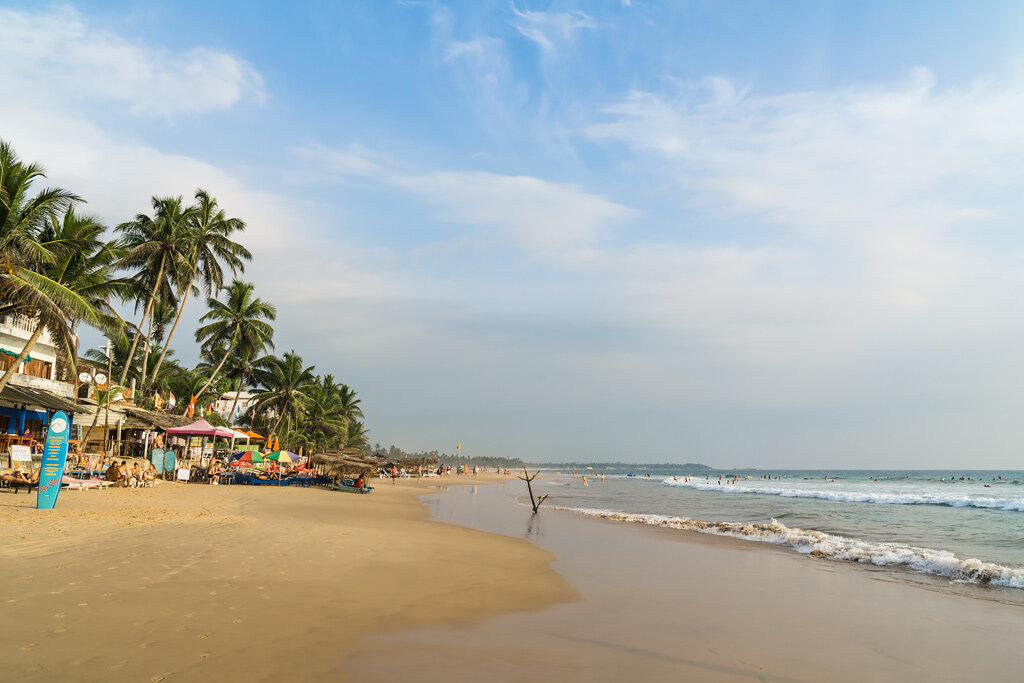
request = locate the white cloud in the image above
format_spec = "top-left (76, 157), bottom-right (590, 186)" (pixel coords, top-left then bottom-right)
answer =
top-left (511, 7), bottom-right (596, 54)
top-left (584, 69), bottom-right (1024, 314)
top-left (298, 145), bottom-right (632, 250)
top-left (0, 6), bottom-right (264, 116)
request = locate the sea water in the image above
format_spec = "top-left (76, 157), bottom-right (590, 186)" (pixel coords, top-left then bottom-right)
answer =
top-left (532, 468), bottom-right (1024, 590)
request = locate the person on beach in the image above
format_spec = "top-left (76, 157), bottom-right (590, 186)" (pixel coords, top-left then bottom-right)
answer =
top-left (355, 475), bottom-right (364, 491)
top-left (2, 468), bottom-right (36, 492)
top-left (391, 465), bottom-right (398, 484)
top-left (417, 464), bottom-right (422, 480)
top-left (129, 463), bottom-right (142, 487)
top-left (105, 461), bottom-right (121, 484)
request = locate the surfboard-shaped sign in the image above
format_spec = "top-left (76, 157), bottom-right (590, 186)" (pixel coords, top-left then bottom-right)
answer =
top-left (151, 447), bottom-right (165, 474)
top-left (36, 410), bottom-right (72, 509)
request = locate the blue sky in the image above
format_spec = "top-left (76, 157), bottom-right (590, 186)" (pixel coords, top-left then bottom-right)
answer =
top-left (3, 1), bottom-right (1024, 466)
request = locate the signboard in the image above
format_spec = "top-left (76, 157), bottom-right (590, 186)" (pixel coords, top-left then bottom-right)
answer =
top-left (164, 449), bottom-right (175, 473)
top-left (150, 447), bottom-right (166, 474)
top-left (177, 468), bottom-right (191, 482)
top-left (36, 411), bottom-right (71, 510)
top-left (9, 444), bottom-right (32, 462)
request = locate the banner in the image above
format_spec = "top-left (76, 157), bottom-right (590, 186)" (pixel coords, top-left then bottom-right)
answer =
top-left (36, 410), bottom-right (71, 510)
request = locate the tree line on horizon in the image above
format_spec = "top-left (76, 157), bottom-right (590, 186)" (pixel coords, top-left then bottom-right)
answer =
top-left (0, 139), bottom-right (368, 453)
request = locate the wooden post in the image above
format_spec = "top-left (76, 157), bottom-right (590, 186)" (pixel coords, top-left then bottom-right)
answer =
top-left (517, 467), bottom-right (548, 513)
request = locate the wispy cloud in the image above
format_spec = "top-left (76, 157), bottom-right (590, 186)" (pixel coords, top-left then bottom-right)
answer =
top-left (0, 6), bottom-right (265, 116)
top-left (297, 144), bottom-right (631, 250)
top-left (511, 7), bottom-right (596, 54)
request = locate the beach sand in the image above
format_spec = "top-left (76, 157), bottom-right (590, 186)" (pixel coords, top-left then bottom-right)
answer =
top-left (5, 475), bottom-right (1024, 682)
top-left (0, 474), bottom-right (571, 682)
top-left (356, 481), bottom-right (1024, 682)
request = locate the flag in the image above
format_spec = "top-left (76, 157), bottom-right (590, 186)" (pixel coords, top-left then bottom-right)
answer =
top-left (188, 394), bottom-right (197, 418)
top-left (168, 392), bottom-right (176, 410)
top-left (456, 443), bottom-right (461, 451)
top-left (154, 393), bottom-right (163, 409)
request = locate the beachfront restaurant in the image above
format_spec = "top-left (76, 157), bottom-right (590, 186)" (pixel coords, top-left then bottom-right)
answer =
top-left (0, 383), bottom-right (86, 467)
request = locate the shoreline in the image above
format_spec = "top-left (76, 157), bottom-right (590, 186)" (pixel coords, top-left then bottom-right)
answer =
top-left (0, 474), bottom-right (573, 682)
top-left (355, 480), bottom-right (1024, 682)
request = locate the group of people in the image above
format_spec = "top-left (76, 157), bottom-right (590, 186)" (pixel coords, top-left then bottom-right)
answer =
top-left (103, 459), bottom-right (157, 488)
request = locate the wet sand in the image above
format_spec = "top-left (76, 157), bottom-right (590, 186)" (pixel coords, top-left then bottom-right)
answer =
top-left (354, 481), bottom-right (1024, 682)
top-left (0, 474), bottom-right (571, 682)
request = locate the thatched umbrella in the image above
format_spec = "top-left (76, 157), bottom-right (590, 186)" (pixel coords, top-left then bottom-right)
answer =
top-left (309, 452), bottom-right (380, 480)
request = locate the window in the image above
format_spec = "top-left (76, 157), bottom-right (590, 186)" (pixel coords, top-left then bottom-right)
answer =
top-left (0, 354), bottom-right (14, 372)
top-left (23, 359), bottom-right (52, 379)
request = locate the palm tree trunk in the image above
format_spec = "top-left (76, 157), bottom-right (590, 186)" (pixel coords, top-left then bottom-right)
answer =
top-left (81, 397), bottom-right (104, 452)
top-left (0, 323), bottom-right (44, 395)
top-left (139, 304), bottom-right (155, 387)
top-left (271, 398), bottom-right (290, 439)
top-left (118, 252), bottom-right (166, 386)
top-left (229, 373), bottom-right (245, 426)
top-left (196, 347), bottom-right (231, 398)
top-left (150, 266), bottom-right (196, 386)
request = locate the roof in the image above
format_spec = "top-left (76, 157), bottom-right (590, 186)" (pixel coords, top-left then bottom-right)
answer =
top-left (166, 418), bottom-right (236, 437)
top-left (0, 384), bottom-right (87, 414)
top-left (119, 406), bottom-right (193, 431)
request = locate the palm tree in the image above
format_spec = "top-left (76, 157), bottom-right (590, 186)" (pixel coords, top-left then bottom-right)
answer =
top-left (294, 375), bottom-right (347, 451)
top-left (0, 140), bottom-right (96, 393)
top-left (250, 351), bottom-right (316, 438)
top-left (149, 189), bottom-right (250, 384)
top-left (115, 195), bottom-right (194, 387)
top-left (38, 207), bottom-right (133, 340)
top-left (336, 383), bottom-right (364, 425)
top-left (343, 420), bottom-right (370, 450)
top-left (194, 279), bottom-right (276, 397)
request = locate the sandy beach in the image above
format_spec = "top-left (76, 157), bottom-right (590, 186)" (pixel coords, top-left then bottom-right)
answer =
top-left (5, 477), bottom-right (1024, 682)
top-left (0, 475), bottom-right (571, 682)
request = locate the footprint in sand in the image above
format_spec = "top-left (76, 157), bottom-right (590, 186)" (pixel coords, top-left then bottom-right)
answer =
top-left (53, 628), bottom-right (66, 634)
top-left (54, 613), bottom-right (65, 619)
top-left (198, 634), bottom-right (210, 640)
top-left (200, 653), bottom-right (211, 659)
top-left (21, 643), bottom-right (37, 651)
top-left (151, 673), bottom-right (172, 681)
top-left (77, 602), bottom-right (89, 607)
top-left (140, 641), bottom-right (157, 649)
top-left (232, 618), bottom-right (242, 624)
top-left (110, 661), bottom-right (127, 670)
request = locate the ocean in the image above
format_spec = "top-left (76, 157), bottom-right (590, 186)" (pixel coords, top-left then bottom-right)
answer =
top-left (529, 468), bottom-right (1024, 591)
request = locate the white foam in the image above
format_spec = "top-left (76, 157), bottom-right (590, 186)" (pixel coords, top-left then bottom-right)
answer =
top-left (553, 505), bottom-right (1024, 589)
top-left (660, 477), bottom-right (1024, 512)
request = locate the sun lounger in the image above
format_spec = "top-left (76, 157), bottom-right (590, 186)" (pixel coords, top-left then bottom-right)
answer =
top-left (333, 478), bottom-right (373, 494)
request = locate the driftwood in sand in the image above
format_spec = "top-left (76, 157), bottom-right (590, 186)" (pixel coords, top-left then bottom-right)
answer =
top-left (517, 467), bottom-right (548, 513)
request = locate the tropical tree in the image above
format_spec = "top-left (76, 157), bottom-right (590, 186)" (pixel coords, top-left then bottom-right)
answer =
top-left (115, 195), bottom-right (195, 387)
top-left (250, 351), bottom-right (316, 438)
top-left (149, 189), bottom-right (250, 384)
top-left (343, 420), bottom-right (371, 450)
top-left (0, 141), bottom-right (118, 394)
top-left (194, 279), bottom-right (276, 397)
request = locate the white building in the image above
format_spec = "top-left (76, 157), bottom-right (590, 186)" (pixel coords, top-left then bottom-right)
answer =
top-left (214, 390), bottom-right (257, 423)
top-left (0, 314), bottom-right (60, 382)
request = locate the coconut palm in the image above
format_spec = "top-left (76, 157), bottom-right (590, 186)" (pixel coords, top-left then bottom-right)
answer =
top-left (294, 375), bottom-right (348, 451)
top-left (115, 195), bottom-right (195, 387)
top-left (343, 420), bottom-right (370, 450)
top-left (0, 141), bottom-right (105, 393)
top-left (194, 279), bottom-right (276, 397)
top-left (250, 351), bottom-right (316, 438)
top-left (149, 189), bottom-right (251, 385)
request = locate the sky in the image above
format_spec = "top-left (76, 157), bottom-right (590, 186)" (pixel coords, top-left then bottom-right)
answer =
top-left (3, 1), bottom-right (1024, 467)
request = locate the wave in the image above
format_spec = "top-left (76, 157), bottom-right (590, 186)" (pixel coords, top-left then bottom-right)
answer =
top-left (552, 506), bottom-right (1024, 589)
top-left (660, 478), bottom-right (1024, 512)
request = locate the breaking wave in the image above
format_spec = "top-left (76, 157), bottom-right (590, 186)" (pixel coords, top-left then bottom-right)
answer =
top-left (553, 506), bottom-right (1024, 589)
top-left (660, 478), bottom-right (1024, 512)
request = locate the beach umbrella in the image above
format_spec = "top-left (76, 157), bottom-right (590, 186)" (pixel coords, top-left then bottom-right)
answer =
top-left (233, 451), bottom-right (264, 464)
top-left (264, 450), bottom-right (294, 463)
